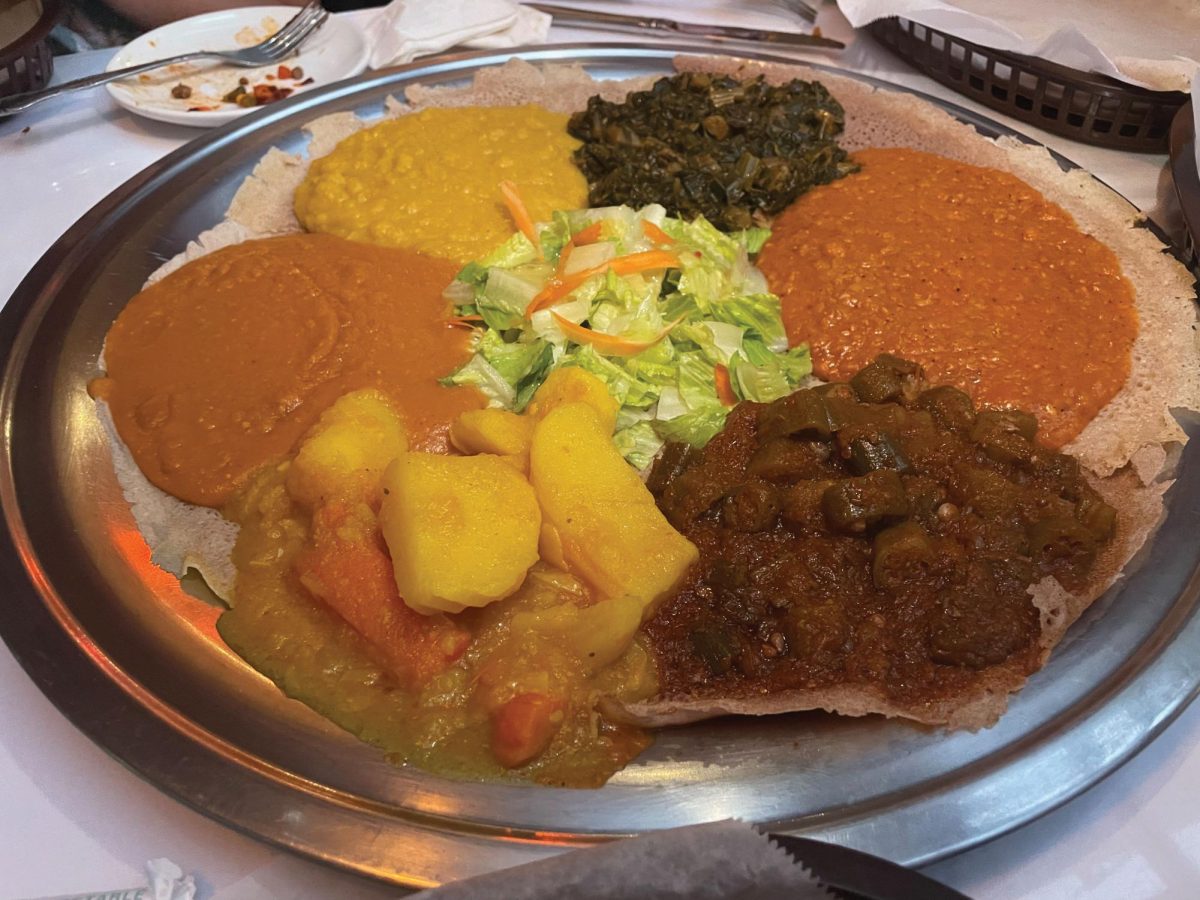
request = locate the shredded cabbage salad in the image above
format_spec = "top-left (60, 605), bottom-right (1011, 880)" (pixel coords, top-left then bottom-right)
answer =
top-left (441, 203), bottom-right (812, 470)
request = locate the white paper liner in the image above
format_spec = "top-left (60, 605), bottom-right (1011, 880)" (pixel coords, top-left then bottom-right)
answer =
top-left (838, 0), bottom-right (1200, 92)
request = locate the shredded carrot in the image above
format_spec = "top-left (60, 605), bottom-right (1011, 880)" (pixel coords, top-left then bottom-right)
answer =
top-left (572, 221), bottom-right (604, 245)
top-left (714, 364), bottom-right (737, 406)
top-left (641, 220), bottom-right (674, 245)
top-left (447, 314), bottom-right (484, 329)
top-left (551, 313), bottom-right (682, 357)
top-left (527, 250), bottom-right (681, 317)
top-left (556, 241), bottom-right (576, 276)
top-left (609, 249), bottom-right (680, 275)
top-left (527, 269), bottom-right (597, 316)
top-left (554, 221), bottom-right (607, 276)
top-left (498, 180), bottom-right (543, 260)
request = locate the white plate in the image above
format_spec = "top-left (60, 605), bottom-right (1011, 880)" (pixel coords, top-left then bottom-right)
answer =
top-left (105, 6), bottom-right (369, 128)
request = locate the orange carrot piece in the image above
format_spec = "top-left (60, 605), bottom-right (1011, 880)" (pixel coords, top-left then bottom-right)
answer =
top-left (490, 692), bottom-right (565, 769)
top-left (498, 180), bottom-right (543, 260)
top-left (447, 314), bottom-right (485, 329)
top-left (554, 222), bottom-right (607, 277)
top-left (714, 363), bottom-right (737, 406)
top-left (641, 220), bottom-right (674, 244)
top-left (296, 504), bottom-right (471, 690)
top-left (572, 221), bottom-right (604, 245)
top-left (551, 312), bottom-right (681, 357)
top-left (555, 241), bottom-right (575, 276)
top-left (609, 249), bottom-right (680, 275)
top-left (527, 270), bottom-right (594, 316)
top-left (527, 250), bottom-right (681, 317)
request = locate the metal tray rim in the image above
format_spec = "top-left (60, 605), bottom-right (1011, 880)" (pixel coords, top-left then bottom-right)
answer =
top-left (2, 42), bottom-right (1198, 885)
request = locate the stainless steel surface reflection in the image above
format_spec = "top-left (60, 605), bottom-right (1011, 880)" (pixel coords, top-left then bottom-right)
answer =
top-left (1, 44), bottom-right (1198, 887)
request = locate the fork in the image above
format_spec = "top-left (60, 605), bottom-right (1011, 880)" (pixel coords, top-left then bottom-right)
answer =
top-left (0, 2), bottom-right (329, 116)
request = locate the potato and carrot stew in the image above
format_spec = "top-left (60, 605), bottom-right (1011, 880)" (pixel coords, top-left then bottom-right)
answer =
top-left (218, 371), bottom-right (696, 784)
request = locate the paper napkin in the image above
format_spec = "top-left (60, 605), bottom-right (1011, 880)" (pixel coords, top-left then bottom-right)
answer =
top-left (364, 0), bottom-right (552, 68)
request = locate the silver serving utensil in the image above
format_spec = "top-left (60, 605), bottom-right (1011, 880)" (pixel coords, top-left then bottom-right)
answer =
top-left (0, 1), bottom-right (330, 116)
top-left (529, 3), bottom-right (844, 50)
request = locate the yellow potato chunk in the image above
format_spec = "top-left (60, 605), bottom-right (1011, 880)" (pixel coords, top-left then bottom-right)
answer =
top-left (527, 367), bottom-right (619, 434)
top-left (286, 389), bottom-right (408, 509)
top-left (538, 523), bottom-right (567, 570)
top-left (529, 402), bottom-right (698, 613)
top-left (449, 408), bottom-right (533, 472)
top-left (450, 408), bottom-right (533, 455)
top-left (495, 453), bottom-right (530, 474)
top-left (379, 452), bottom-right (541, 615)
top-left (511, 594), bottom-right (643, 673)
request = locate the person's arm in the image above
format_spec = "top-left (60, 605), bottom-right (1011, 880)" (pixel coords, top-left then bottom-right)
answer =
top-left (102, 0), bottom-right (305, 29)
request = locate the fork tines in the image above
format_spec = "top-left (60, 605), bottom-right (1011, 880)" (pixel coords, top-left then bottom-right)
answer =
top-left (260, 2), bottom-right (329, 57)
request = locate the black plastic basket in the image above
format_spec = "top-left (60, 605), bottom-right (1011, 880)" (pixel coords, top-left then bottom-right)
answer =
top-left (1, 0), bottom-right (62, 99)
top-left (868, 16), bottom-right (1187, 153)
top-left (1169, 102), bottom-right (1200, 275)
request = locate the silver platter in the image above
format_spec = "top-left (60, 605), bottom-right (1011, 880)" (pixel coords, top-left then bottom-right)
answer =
top-left (2, 45), bottom-right (1198, 886)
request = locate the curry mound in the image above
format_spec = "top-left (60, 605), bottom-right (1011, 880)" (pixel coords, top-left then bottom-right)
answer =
top-left (757, 146), bottom-right (1138, 451)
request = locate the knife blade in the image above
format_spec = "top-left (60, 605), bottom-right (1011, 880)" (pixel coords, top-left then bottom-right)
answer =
top-left (528, 3), bottom-right (846, 50)
top-left (769, 834), bottom-right (973, 900)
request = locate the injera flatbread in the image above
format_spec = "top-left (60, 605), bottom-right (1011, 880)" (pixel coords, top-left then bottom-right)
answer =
top-left (100, 59), bottom-right (1197, 732)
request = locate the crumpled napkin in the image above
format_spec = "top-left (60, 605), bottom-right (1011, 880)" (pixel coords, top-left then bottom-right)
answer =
top-left (29, 858), bottom-right (196, 900)
top-left (364, 0), bottom-right (552, 68)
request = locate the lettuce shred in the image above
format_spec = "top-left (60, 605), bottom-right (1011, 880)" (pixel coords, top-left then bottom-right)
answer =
top-left (442, 205), bottom-right (812, 467)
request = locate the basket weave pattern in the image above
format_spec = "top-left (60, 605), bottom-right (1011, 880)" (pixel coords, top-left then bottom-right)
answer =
top-left (868, 17), bottom-right (1187, 153)
top-left (1, 0), bottom-right (61, 100)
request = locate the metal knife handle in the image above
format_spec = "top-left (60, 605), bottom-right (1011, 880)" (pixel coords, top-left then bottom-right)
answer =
top-left (528, 3), bottom-right (844, 50)
top-left (0, 52), bottom-right (206, 115)
top-left (530, 4), bottom-right (678, 34)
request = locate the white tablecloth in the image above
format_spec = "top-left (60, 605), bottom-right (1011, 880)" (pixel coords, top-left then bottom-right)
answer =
top-left (1, 5), bottom-right (1197, 898)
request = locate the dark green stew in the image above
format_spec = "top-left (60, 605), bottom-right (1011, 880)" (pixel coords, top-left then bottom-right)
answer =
top-left (568, 72), bottom-right (858, 231)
